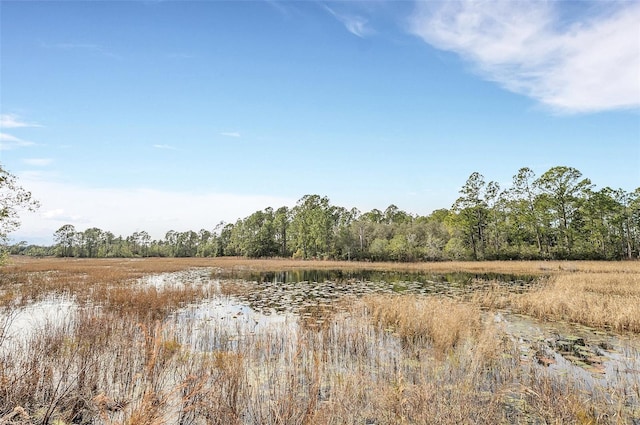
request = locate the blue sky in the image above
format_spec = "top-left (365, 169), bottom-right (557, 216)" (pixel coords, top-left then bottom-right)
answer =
top-left (1, 0), bottom-right (639, 244)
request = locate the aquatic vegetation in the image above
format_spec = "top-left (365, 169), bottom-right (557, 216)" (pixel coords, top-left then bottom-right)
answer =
top-left (0, 257), bottom-right (638, 424)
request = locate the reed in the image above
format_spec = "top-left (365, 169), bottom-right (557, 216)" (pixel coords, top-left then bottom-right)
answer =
top-left (363, 295), bottom-right (483, 355)
top-left (1, 257), bottom-right (638, 423)
top-left (5, 256), bottom-right (640, 281)
top-left (513, 272), bottom-right (640, 332)
top-left (474, 272), bottom-right (640, 333)
top-left (2, 296), bottom-right (636, 424)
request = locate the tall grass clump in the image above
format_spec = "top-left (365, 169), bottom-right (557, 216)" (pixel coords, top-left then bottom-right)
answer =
top-left (364, 295), bottom-right (483, 355)
top-left (475, 272), bottom-right (640, 333)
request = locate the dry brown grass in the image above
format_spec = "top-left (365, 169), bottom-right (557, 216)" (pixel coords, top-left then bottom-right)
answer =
top-left (511, 273), bottom-right (640, 333)
top-left (1, 291), bottom-right (635, 424)
top-left (364, 295), bottom-right (483, 355)
top-left (0, 257), bottom-right (213, 317)
top-left (3, 255), bottom-right (639, 333)
top-left (1, 256), bottom-right (639, 423)
top-left (5, 255), bottom-right (640, 277)
top-left (97, 285), bottom-right (208, 321)
top-left (472, 271), bottom-right (640, 333)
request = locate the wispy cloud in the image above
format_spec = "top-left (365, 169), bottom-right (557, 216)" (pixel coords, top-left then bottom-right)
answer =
top-left (153, 144), bottom-right (178, 150)
top-left (325, 5), bottom-right (373, 38)
top-left (23, 158), bottom-right (53, 167)
top-left (41, 41), bottom-right (121, 59)
top-left (220, 132), bottom-right (241, 138)
top-left (0, 114), bottom-right (42, 129)
top-left (265, 0), bottom-right (292, 17)
top-left (0, 133), bottom-right (35, 150)
top-left (166, 52), bottom-right (195, 60)
top-left (42, 209), bottom-right (65, 219)
top-left (409, 1), bottom-right (640, 113)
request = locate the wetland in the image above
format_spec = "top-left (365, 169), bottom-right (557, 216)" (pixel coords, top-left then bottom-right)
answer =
top-left (0, 257), bottom-right (639, 424)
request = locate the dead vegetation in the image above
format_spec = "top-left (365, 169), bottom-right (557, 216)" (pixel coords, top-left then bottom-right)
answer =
top-left (474, 272), bottom-right (640, 333)
top-left (5, 255), bottom-right (640, 279)
top-left (0, 257), bottom-right (638, 424)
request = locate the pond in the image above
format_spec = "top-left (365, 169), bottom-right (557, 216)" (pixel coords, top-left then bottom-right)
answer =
top-left (0, 294), bottom-right (77, 350)
top-left (214, 269), bottom-right (537, 318)
top-left (3, 267), bottom-right (638, 409)
top-left (159, 268), bottom-right (639, 395)
top-left (220, 268), bottom-right (537, 287)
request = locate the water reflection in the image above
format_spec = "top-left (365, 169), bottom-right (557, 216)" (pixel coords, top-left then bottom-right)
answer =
top-left (140, 268), bottom-right (214, 289)
top-left (500, 312), bottom-right (640, 408)
top-left (222, 269), bottom-right (537, 287)
top-left (214, 268), bottom-right (639, 391)
top-left (0, 295), bottom-right (77, 348)
top-left (216, 269), bottom-right (537, 322)
top-left (169, 297), bottom-right (297, 352)
top-left (4, 267), bottom-right (635, 400)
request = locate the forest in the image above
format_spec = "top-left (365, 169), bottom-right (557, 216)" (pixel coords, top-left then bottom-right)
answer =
top-left (13, 166), bottom-right (640, 261)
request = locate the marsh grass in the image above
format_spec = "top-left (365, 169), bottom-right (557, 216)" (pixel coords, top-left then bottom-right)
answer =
top-left (1, 257), bottom-right (639, 424)
top-left (364, 295), bottom-right (483, 355)
top-left (5, 256), bottom-right (640, 285)
top-left (474, 272), bottom-right (640, 333)
top-left (97, 284), bottom-right (209, 321)
top-left (515, 272), bottom-right (640, 333)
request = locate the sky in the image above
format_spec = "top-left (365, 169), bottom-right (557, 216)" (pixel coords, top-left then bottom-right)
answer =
top-left (1, 0), bottom-right (639, 245)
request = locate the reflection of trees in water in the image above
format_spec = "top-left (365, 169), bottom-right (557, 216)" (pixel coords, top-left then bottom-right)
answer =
top-left (216, 270), bottom-right (539, 331)
top-left (232, 269), bottom-right (536, 286)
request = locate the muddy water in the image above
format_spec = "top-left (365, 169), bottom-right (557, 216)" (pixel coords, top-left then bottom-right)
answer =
top-left (170, 297), bottom-right (298, 352)
top-left (221, 268), bottom-right (537, 290)
top-left (145, 268), bottom-right (637, 398)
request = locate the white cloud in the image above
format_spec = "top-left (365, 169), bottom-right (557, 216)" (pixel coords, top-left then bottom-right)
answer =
top-left (41, 42), bottom-right (122, 60)
top-left (42, 209), bottom-right (65, 219)
top-left (0, 114), bottom-right (42, 129)
top-left (23, 158), bottom-right (53, 167)
top-left (0, 133), bottom-right (35, 150)
top-left (41, 208), bottom-right (82, 221)
top-left (325, 5), bottom-right (373, 38)
top-left (409, 1), bottom-right (640, 113)
top-left (220, 132), bottom-right (241, 138)
top-left (14, 176), bottom-right (296, 244)
top-left (152, 144), bottom-right (178, 150)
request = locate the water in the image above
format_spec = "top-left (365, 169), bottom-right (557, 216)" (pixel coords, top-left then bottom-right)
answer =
top-left (222, 268), bottom-right (537, 288)
top-left (496, 312), bottom-right (640, 394)
top-left (4, 267), bottom-right (638, 398)
top-left (213, 268), bottom-right (639, 400)
top-left (169, 297), bottom-right (298, 352)
top-left (140, 268), bottom-right (215, 289)
top-left (0, 294), bottom-right (77, 351)
top-left (214, 269), bottom-right (537, 321)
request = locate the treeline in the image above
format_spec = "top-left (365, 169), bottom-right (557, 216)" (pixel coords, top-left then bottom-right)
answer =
top-left (12, 166), bottom-right (640, 261)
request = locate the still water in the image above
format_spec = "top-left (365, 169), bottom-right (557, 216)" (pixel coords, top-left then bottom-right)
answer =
top-left (2, 267), bottom-right (638, 396)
